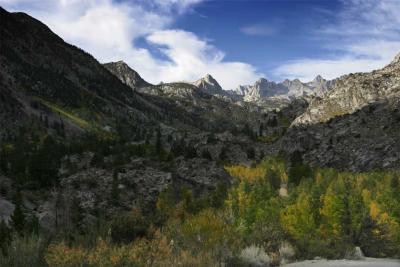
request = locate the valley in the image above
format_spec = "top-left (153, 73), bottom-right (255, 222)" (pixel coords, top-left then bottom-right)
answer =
top-left (0, 5), bottom-right (399, 267)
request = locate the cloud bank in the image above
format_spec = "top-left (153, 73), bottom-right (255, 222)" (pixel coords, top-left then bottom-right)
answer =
top-left (0, 0), bottom-right (261, 89)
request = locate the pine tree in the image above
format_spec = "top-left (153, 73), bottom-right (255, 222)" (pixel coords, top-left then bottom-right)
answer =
top-left (0, 219), bottom-right (12, 255)
top-left (70, 196), bottom-right (83, 230)
top-left (155, 127), bottom-right (162, 155)
top-left (246, 147), bottom-right (255, 159)
top-left (44, 116), bottom-right (49, 128)
top-left (219, 146), bottom-right (228, 161)
top-left (202, 149), bottom-right (212, 160)
top-left (0, 149), bottom-right (8, 175)
top-left (266, 168), bottom-right (281, 191)
top-left (111, 170), bottom-right (119, 205)
top-left (11, 190), bottom-right (25, 233)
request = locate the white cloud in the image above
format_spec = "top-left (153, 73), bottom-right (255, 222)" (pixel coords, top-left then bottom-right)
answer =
top-left (0, 0), bottom-right (261, 89)
top-left (240, 23), bottom-right (278, 36)
top-left (146, 30), bottom-right (260, 88)
top-left (274, 0), bottom-right (400, 81)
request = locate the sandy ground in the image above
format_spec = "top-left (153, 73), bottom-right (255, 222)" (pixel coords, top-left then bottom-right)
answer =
top-left (283, 258), bottom-right (400, 267)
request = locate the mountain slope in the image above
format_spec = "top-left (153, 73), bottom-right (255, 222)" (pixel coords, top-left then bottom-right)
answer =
top-left (1, 7), bottom-right (254, 138)
top-left (280, 54), bottom-right (400, 170)
top-left (293, 55), bottom-right (400, 126)
top-left (0, 6), bottom-right (168, 138)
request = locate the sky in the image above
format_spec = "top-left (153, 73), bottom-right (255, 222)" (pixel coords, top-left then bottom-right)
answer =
top-left (1, 0), bottom-right (400, 89)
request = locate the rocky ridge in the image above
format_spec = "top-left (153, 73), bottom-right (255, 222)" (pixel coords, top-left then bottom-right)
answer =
top-left (103, 61), bottom-right (152, 89)
top-left (293, 54), bottom-right (400, 125)
top-left (236, 75), bottom-right (333, 101)
top-left (281, 54), bottom-right (400, 170)
top-left (193, 74), bottom-right (223, 95)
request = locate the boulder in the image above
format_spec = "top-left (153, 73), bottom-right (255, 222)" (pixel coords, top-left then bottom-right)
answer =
top-left (0, 197), bottom-right (14, 223)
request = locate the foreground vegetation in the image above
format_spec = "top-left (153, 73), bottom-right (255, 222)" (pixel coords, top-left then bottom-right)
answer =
top-left (1, 154), bottom-right (399, 266)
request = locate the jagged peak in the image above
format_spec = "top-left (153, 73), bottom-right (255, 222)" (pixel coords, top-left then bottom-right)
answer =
top-left (109, 60), bottom-right (130, 67)
top-left (194, 74), bottom-right (223, 92)
top-left (103, 61), bottom-right (151, 88)
top-left (204, 73), bottom-right (213, 79)
top-left (195, 74), bottom-right (218, 84)
top-left (203, 73), bottom-right (218, 83)
top-left (313, 75), bottom-right (324, 82)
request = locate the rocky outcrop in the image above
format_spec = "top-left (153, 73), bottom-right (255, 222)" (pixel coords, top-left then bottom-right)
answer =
top-left (139, 82), bottom-right (204, 99)
top-left (236, 76), bottom-right (332, 102)
top-left (193, 74), bottom-right (223, 94)
top-left (236, 78), bottom-right (288, 100)
top-left (281, 97), bottom-right (400, 171)
top-left (279, 53), bottom-right (400, 171)
top-left (293, 54), bottom-right (400, 126)
top-left (193, 74), bottom-right (242, 102)
top-left (103, 61), bottom-right (151, 89)
top-left (0, 198), bottom-right (14, 223)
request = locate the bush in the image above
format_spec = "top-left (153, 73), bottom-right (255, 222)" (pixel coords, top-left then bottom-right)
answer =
top-left (45, 231), bottom-right (218, 267)
top-left (279, 242), bottom-right (295, 264)
top-left (110, 208), bottom-right (149, 244)
top-left (239, 245), bottom-right (271, 267)
top-left (0, 234), bottom-right (46, 267)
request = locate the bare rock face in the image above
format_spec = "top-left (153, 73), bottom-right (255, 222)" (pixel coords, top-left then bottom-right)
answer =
top-left (280, 53), bottom-right (400, 171)
top-left (293, 53), bottom-right (400, 126)
top-left (281, 96), bottom-right (400, 171)
top-left (174, 157), bottom-right (232, 190)
top-left (103, 61), bottom-right (151, 89)
top-left (140, 82), bottom-right (203, 99)
top-left (236, 78), bottom-right (288, 101)
top-left (194, 74), bottom-right (223, 94)
top-left (0, 198), bottom-right (14, 223)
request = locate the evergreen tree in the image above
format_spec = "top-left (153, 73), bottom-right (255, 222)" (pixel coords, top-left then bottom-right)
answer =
top-left (184, 145), bottom-right (197, 159)
top-left (288, 151), bottom-right (312, 185)
top-left (155, 127), bottom-right (162, 155)
top-left (219, 146), bottom-right (228, 161)
top-left (171, 139), bottom-right (184, 157)
top-left (259, 123), bottom-right (264, 137)
top-left (390, 175), bottom-right (399, 193)
top-left (28, 136), bottom-right (60, 187)
top-left (0, 149), bottom-right (8, 175)
top-left (0, 219), bottom-right (12, 256)
top-left (266, 168), bottom-right (281, 191)
top-left (70, 196), bottom-right (83, 231)
top-left (11, 190), bottom-right (25, 233)
top-left (111, 170), bottom-right (120, 205)
top-left (207, 133), bottom-right (217, 144)
top-left (202, 149), bottom-right (212, 160)
top-left (246, 147), bottom-right (255, 159)
top-left (44, 116), bottom-right (49, 128)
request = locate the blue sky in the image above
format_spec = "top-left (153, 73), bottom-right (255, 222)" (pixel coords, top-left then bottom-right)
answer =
top-left (1, 0), bottom-right (400, 89)
top-left (170, 0), bottom-right (342, 77)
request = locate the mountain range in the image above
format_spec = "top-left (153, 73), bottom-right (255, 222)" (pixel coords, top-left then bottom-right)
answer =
top-left (102, 60), bottom-right (334, 105)
top-left (235, 75), bottom-right (334, 101)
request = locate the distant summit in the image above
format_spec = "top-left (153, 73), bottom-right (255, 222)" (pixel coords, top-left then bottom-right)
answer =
top-left (236, 76), bottom-right (333, 101)
top-left (193, 74), bottom-right (223, 95)
top-left (103, 61), bottom-right (151, 89)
